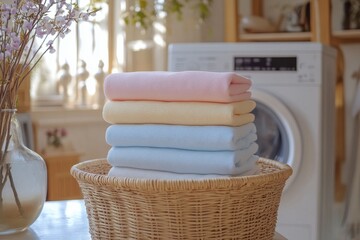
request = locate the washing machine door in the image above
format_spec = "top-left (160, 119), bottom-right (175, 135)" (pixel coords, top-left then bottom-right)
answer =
top-left (252, 90), bottom-right (301, 189)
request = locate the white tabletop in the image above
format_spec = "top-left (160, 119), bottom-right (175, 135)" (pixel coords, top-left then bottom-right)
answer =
top-left (1, 200), bottom-right (287, 240)
top-left (1, 200), bottom-right (89, 240)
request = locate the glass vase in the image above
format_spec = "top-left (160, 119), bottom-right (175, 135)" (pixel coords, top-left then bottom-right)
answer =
top-left (0, 109), bottom-right (47, 235)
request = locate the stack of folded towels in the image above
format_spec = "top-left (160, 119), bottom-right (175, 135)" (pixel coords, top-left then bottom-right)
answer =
top-left (102, 71), bottom-right (259, 179)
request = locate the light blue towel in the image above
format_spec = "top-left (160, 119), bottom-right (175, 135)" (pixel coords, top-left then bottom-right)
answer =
top-left (107, 143), bottom-right (259, 175)
top-left (105, 123), bottom-right (257, 151)
top-left (108, 164), bottom-right (260, 179)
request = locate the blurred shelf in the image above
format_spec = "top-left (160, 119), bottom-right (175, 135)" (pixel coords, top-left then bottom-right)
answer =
top-left (239, 32), bottom-right (311, 42)
top-left (333, 29), bottom-right (360, 38)
top-left (332, 30), bottom-right (360, 43)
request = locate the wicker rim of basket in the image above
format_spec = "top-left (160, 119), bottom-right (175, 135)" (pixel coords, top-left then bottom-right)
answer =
top-left (71, 158), bottom-right (293, 191)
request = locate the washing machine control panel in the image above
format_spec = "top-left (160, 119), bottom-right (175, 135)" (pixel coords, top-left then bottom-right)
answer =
top-left (233, 57), bottom-right (297, 72)
top-left (168, 51), bottom-right (320, 85)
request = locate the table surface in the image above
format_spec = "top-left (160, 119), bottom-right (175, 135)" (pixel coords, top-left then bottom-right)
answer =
top-left (1, 200), bottom-right (287, 240)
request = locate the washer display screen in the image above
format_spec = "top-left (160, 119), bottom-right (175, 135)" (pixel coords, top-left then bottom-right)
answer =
top-left (234, 57), bottom-right (297, 71)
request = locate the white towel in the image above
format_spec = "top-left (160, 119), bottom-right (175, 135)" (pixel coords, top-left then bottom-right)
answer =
top-left (107, 143), bottom-right (259, 175)
top-left (105, 123), bottom-right (257, 151)
top-left (108, 164), bottom-right (260, 180)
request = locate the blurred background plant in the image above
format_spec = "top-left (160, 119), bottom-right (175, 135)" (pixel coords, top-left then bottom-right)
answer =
top-left (122, 0), bottom-right (213, 30)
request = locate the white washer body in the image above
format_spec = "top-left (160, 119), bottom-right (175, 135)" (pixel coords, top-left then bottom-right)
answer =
top-left (168, 42), bottom-right (337, 240)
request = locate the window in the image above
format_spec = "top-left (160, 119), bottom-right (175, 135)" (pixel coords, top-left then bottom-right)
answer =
top-left (30, 0), bottom-right (221, 109)
top-left (31, 0), bottom-right (120, 109)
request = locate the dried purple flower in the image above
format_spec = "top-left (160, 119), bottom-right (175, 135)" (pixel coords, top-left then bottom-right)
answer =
top-left (0, 1), bottom-right (100, 213)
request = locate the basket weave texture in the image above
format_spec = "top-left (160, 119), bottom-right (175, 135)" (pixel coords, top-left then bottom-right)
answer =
top-left (71, 158), bottom-right (292, 240)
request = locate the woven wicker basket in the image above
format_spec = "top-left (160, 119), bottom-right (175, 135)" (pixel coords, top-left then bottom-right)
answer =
top-left (71, 158), bottom-right (292, 240)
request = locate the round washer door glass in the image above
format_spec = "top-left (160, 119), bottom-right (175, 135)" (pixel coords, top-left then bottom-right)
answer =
top-left (253, 101), bottom-right (289, 164)
top-left (252, 90), bottom-right (302, 189)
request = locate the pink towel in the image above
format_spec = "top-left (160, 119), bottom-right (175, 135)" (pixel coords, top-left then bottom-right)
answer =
top-left (104, 71), bottom-right (251, 103)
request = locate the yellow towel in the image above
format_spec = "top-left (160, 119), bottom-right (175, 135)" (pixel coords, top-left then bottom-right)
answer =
top-left (103, 100), bottom-right (255, 126)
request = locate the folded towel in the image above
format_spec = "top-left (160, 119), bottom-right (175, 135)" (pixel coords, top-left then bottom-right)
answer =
top-left (107, 143), bottom-right (259, 175)
top-left (105, 123), bottom-right (257, 151)
top-left (104, 71), bottom-right (252, 103)
top-left (103, 100), bottom-right (256, 126)
top-left (108, 163), bottom-right (260, 180)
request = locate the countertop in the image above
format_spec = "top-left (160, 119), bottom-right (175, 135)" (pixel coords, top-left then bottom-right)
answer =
top-left (1, 200), bottom-right (287, 240)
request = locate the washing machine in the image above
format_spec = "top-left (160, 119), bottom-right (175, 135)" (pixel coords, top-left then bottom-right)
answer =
top-left (168, 42), bottom-right (337, 240)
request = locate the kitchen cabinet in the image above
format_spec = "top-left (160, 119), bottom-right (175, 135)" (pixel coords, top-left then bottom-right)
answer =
top-left (43, 152), bottom-right (82, 201)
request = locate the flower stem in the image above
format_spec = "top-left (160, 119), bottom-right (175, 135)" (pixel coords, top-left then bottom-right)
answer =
top-left (7, 164), bottom-right (24, 216)
top-left (0, 194), bottom-right (3, 221)
top-left (0, 165), bottom-right (10, 217)
top-left (0, 165), bottom-right (5, 215)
